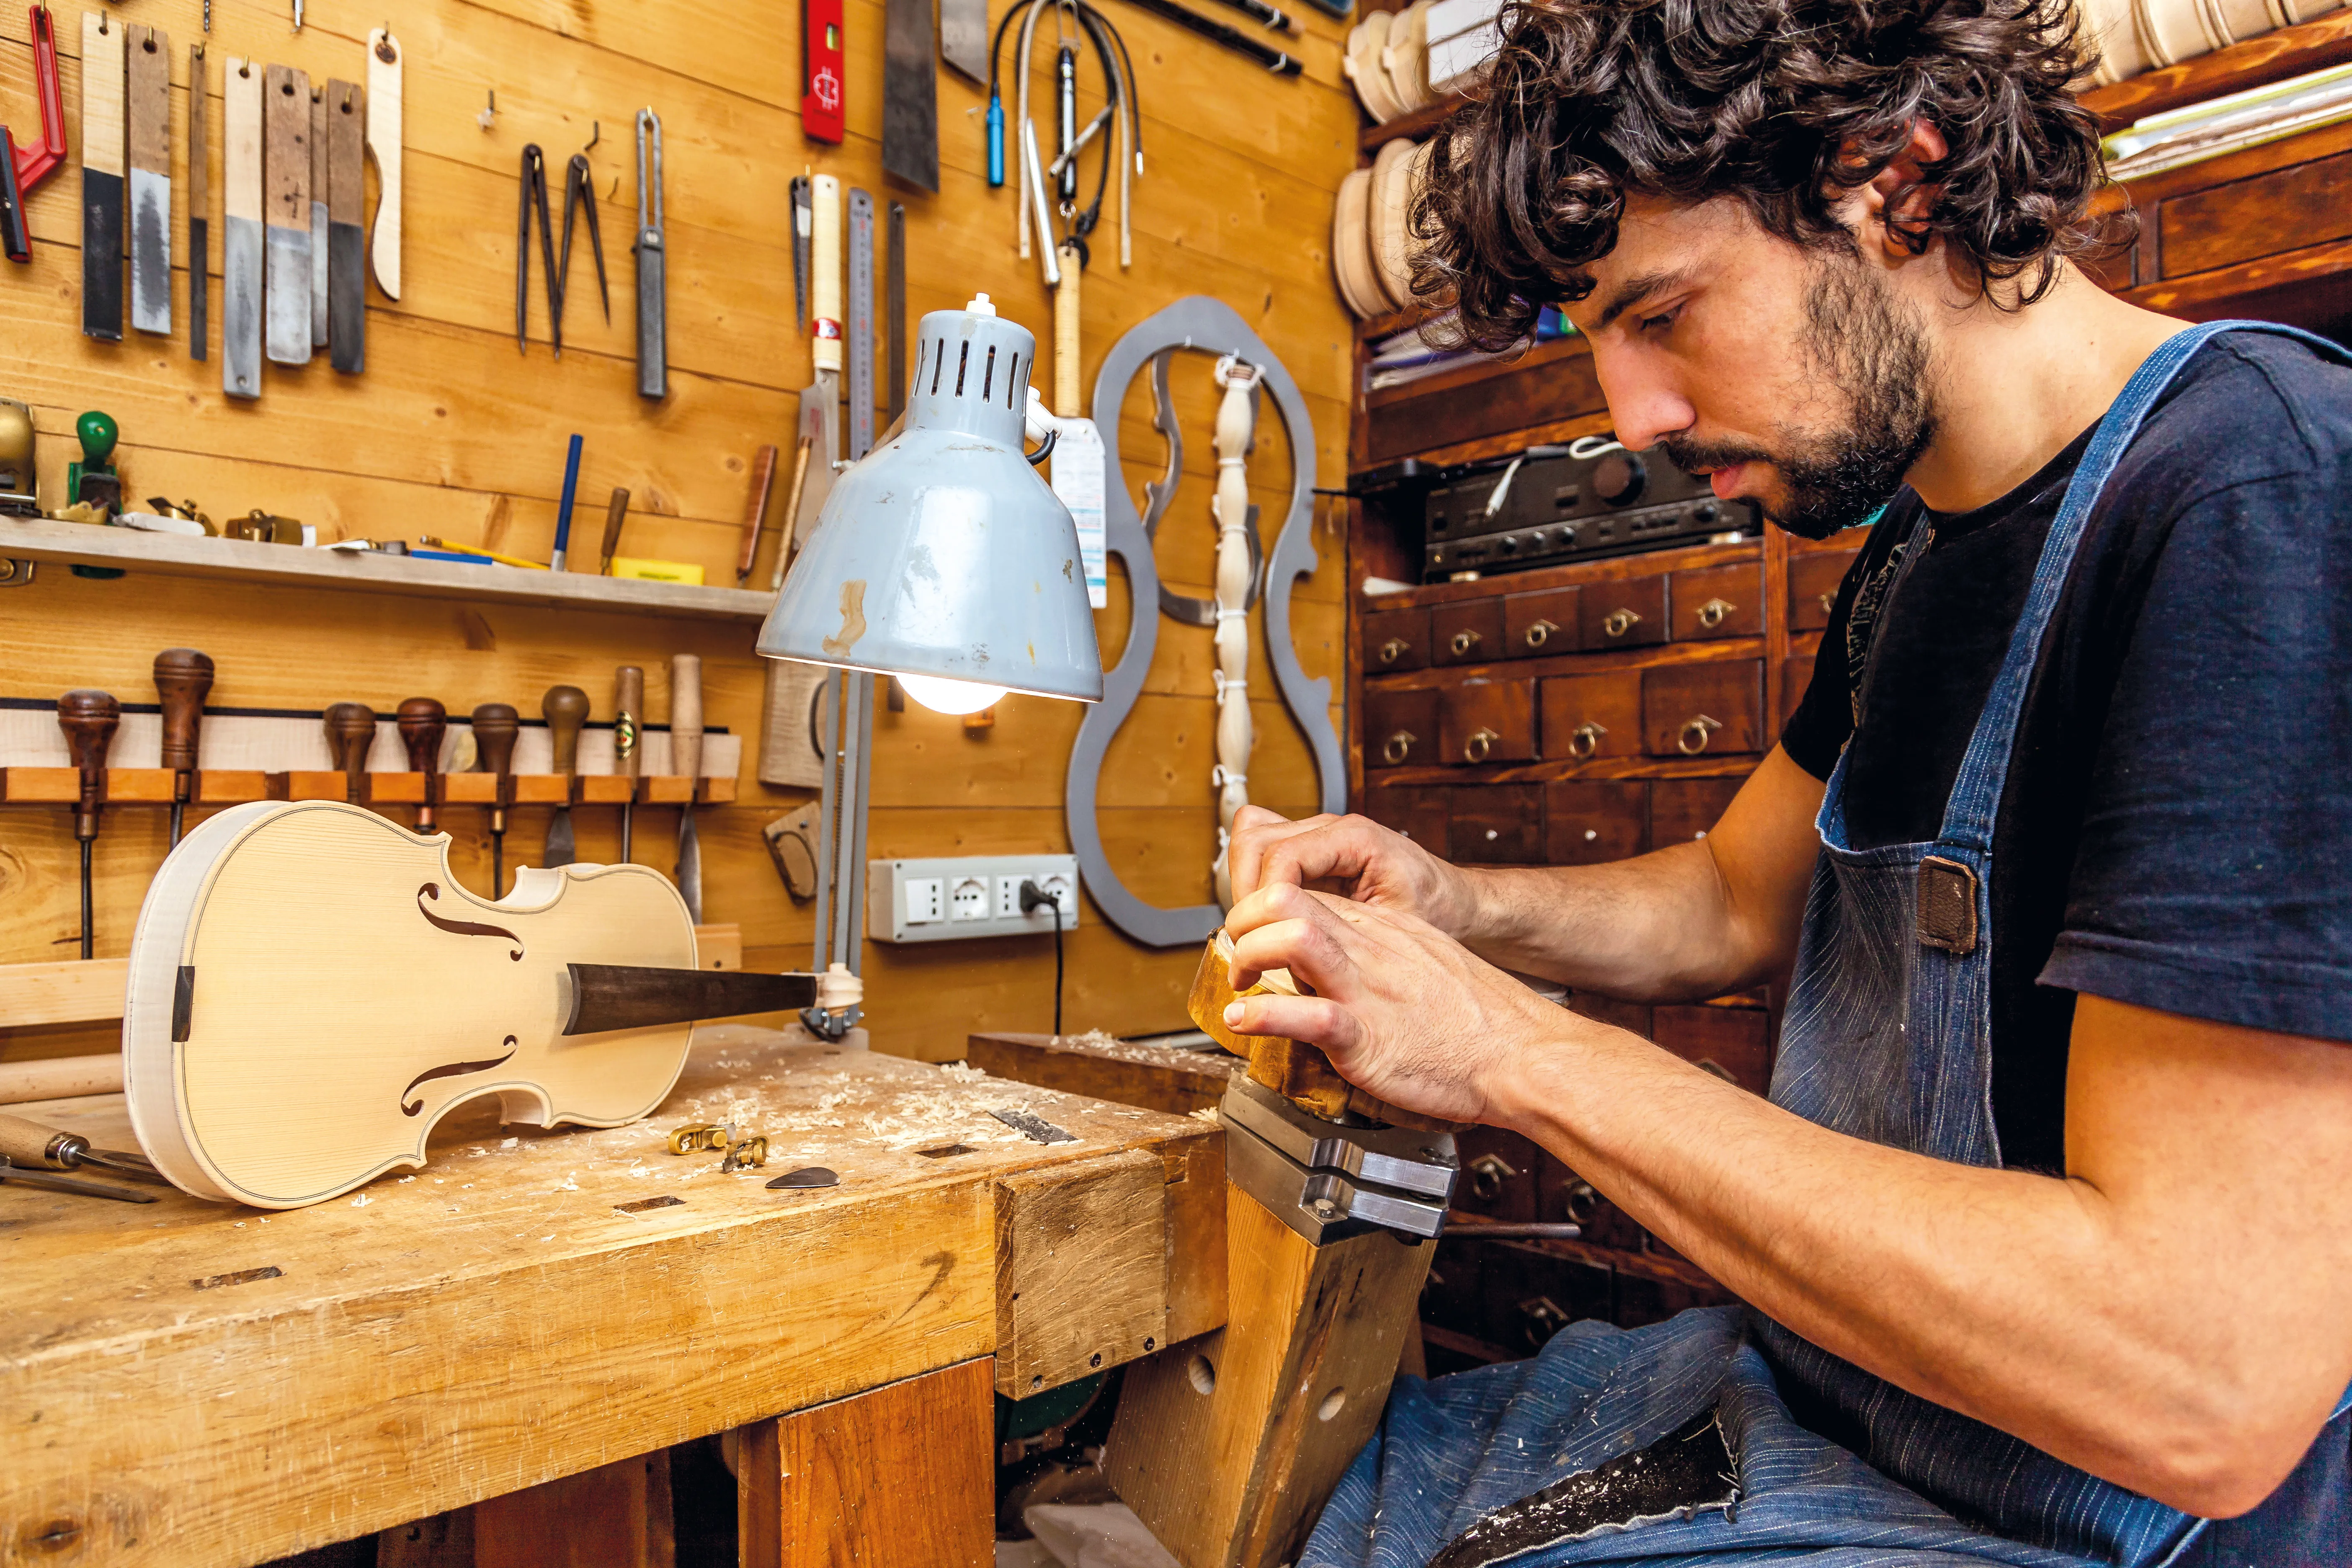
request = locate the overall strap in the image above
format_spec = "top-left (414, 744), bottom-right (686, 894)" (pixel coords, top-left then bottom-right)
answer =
top-left (1934, 320), bottom-right (2349, 852)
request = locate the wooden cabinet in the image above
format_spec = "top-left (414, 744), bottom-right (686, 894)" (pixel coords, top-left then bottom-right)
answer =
top-left (1502, 586), bottom-right (1579, 658)
top-left (1365, 688), bottom-right (1440, 769)
top-left (1580, 574), bottom-right (1668, 650)
top-left (1538, 671), bottom-right (1642, 762)
top-left (1456, 1127), bottom-right (1541, 1220)
top-left (1431, 598), bottom-right (1504, 667)
top-left (1641, 661), bottom-right (1763, 758)
top-left (1653, 1005), bottom-right (1773, 1097)
top-left (1450, 784), bottom-right (1543, 863)
top-left (1439, 678), bottom-right (1537, 766)
top-left (1362, 785), bottom-right (1449, 856)
top-left (1362, 606), bottom-right (1430, 674)
top-left (1781, 652), bottom-right (1819, 729)
top-left (1543, 779), bottom-right (1647, 866)
top-left (1787, 551), bottom-right (1856, 633)
top-left (1669, 563), bottom-right (1763, 642)
top-left (1650, 777), bottom-right (1743, 846)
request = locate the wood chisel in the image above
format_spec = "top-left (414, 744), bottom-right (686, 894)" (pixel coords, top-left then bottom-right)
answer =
top-left (365, 28), bottom-right (400, 301)
top-left (0, 1158), bottom-right (156, 1202)
top-left (80, 12), bottom-right (124, 342)
top-left (941, 0), bottom-right (987, 81)
top-left (152, 647), bottom-right (212, 848)
top-left (881, 0), bottom-right (936, 191)
top-left (848, 187), bottom-right (875, 461)
top-left (126, 22), bottom-right (169, 336)
top-left (187, 42), bottom-right (206, 358)
top-left (57, 689), bottom-right (118, 961)
top-left (887, 201), bottom-right (906, 423)
top-left (542, 684), bottom-right (588, 867)
top-left (223, 57), bottom-right (260, 396)
top-left (327, 78), bottom-right (364, 372)
top-left (599, 486), bottom-right (629, 574)
top-left (790, 175), bottom-right (811, 334)
top-left (395, 697), bottom-right (445, 832)
top-left (802, 0), bottom-right (844, 143)
top-left (633, 108), bottom-right (665, 400)
top-left (738, 444), bottom-right (776, 586)
top-left (323, 701), bottom-right (376, 804)
top-left (471, 702), bottom-right (518, 896)
top-left (308, 83), bottom-right (326, 347)
top-left (614, 665), bottom-right (643, 863)
top-left (671, 654), bottom-right (703, 922)
top-left (0, 1112), bottom-right (170, 1185)
top-left (263, 64), bottom-right (311, 366)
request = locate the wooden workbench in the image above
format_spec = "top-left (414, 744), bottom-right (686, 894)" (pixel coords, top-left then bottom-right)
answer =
top-left (0, 1027), bottom-right (1224, 1567)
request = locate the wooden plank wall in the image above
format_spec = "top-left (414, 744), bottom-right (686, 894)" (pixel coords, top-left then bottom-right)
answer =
top-left (0, 0), bottom-right (1360, 1063)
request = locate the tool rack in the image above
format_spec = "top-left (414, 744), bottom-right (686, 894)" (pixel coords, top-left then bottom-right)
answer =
top-left (0, 767), bottom-right (736, 808)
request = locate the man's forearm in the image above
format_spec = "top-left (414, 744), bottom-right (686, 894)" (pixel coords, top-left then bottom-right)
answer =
top-left (1458, 846), bottom-right (1756, 1001)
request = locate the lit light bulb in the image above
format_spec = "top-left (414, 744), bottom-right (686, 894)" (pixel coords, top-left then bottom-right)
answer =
top-left (898, 673), bottom-right (1008, 715)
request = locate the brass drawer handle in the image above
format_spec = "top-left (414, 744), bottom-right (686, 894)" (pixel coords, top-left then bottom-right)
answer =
top-left (1817, 591), bottom-right (1836, 616)
top-left (1676, 714), bottom-right (1724, 755)
top-left (1378, 637), bottom-right (1411, 665)
top-left (1522, 618), bottom-right (1558, 649)
top-left (1382, 729), bottom-right (1416, 765)
top-left (1696, 597), bottom-right (1736, 630)
top-left (1465, 726), bottom-right (1498, 763)
top-left (1567, 720), bottom-right (1606, 760)
top-left (1601, 608), bottom-right (1641, 639)
top-left (1469, 1152), bottom-right (1519, 1200)
top-left (1449, 628), bottom-right (1482, 657)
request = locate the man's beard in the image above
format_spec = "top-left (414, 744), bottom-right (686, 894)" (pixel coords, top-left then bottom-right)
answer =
top-left (1661, 254), bottom-right (1937, 540)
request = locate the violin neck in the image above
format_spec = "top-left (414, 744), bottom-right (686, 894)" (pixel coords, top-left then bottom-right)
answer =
top-left (563, 965), bottom-right (821, 1036)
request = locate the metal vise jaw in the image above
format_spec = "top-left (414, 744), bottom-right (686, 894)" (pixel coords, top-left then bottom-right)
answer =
top-left (1220, 1074), bottom-right (1459, 1246)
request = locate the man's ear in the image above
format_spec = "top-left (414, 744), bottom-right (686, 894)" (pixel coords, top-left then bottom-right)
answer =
top-left (1854, 119), bottom-right (1950, 261)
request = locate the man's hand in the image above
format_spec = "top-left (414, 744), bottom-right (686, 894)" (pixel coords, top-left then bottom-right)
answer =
top-left (1226, 804), bottom-right (1480, 938)
top-left (1221, 880), bottom-right (1590, 1125)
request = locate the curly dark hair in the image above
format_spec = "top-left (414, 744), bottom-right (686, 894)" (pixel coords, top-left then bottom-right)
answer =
top-left (1412, 0), bottom-right (2128, 351)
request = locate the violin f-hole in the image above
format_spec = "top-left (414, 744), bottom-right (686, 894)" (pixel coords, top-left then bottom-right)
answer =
top-left (415, 882), bottom-right (525, 960)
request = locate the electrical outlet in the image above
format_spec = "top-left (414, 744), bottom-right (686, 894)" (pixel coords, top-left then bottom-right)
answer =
top-left (1034, 872), bottom-right (1075, 919)
top-left (994, 876), bottom-right (1027, 920)
top-left (904, 877), bottom-right (945, 926)
top-left (949, 876), bottom-right (991, 922)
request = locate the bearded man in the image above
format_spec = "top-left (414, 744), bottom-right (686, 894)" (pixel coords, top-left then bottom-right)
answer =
top-left (1220, 2), bottom-right (2352, 1563)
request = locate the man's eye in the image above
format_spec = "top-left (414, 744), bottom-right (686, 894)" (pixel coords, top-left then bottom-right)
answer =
top-left (1640, 306), bottom-right (1679, 333)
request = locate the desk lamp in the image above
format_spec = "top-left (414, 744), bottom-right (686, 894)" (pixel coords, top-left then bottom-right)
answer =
top-left (757, 295), bottom-right (1101, 1037)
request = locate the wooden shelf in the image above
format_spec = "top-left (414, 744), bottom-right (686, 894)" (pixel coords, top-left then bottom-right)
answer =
top-left (0, 517), bottom-right (776, 624)
top-left (2081, 9), bottom-right (2352, 130)
top-left (0, 768), bottom-right (738, 807)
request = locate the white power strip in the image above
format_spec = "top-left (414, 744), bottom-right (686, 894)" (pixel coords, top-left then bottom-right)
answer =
top-left (867, 855), bottom-right (1080, 944)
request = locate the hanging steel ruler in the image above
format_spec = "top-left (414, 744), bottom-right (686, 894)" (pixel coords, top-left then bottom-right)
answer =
top-left (847, 187), bottom-right (875, 462)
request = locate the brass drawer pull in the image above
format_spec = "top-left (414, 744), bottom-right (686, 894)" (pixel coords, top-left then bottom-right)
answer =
top-left (1382, 729), bottom-right (1416, 765)
top-left (1567, 720), bottom-right (1606, 760)
top-left (1676, 714), bottom-right (1724, 755)
top-left (1817, 591), bottom-right (1836, 616)
top-left (1696, 597), bottom-right (1736, 630)
top-left (1522, 618), bottom-right (1558, 649)
top-left (1449, 628), bottom-right (1482, 657)
top-left (1601, 608), bottom-right (1641, 639)
top-left (1378, 637), bottom-right (1411, 665)
top-left (1469, 1152), bottom-right (1518, 1200)
top-left (1465, 726), bottom-right (1499, 763)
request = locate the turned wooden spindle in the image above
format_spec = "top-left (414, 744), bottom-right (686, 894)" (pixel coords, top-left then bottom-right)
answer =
top-left (323, 703), bottom-right (379, 806)
top-left (395, 698), bottom-right (448, 830)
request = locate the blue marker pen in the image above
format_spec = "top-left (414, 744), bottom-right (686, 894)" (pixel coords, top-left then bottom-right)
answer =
top-left (987, 88), bottom-right (1006, 188)
top-left (550, 433), bottom-right (583, 572)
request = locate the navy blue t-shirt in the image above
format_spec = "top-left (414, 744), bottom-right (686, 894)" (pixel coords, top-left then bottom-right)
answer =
top-left (1780, 329), bottom-right (2352, 1556)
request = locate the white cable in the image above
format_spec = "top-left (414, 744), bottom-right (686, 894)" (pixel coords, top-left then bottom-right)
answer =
top-left (1567, 434), bottom-right (1623, 460)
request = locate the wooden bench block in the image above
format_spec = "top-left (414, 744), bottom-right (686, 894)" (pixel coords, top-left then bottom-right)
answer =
top-left (995, 1148), bottom-right (1170, 1398)
top-left (0, 958), bottom-right (130, 1029)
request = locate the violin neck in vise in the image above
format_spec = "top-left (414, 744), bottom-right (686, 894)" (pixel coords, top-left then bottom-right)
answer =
top-left (562, 965), bottom-right (819, 1037)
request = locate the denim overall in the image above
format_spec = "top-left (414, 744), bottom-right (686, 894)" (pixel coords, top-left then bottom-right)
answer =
top-left (1303, 322), bottom-right (2352, 1568)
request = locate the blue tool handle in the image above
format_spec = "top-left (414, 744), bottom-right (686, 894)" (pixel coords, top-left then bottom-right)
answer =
top-left (986, 93), bottom-right (1005, 188)
top-left (552, 433), bottom-right (583, 570)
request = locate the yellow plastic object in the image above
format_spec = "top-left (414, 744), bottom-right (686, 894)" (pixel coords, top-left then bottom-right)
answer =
top-left (609, 557), bottom-right (705, 584)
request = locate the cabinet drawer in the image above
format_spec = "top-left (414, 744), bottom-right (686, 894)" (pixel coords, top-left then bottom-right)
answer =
top-left (1502, 587), bottom-right (1579, 658)
top-left (1538, 1152), bottom-right (1647, 1251)
top-left (1669, 563), bottom-right (1763, 642)
top-left (1642, 660), bottom-right (1763, 757)
top-left (1439, 678), bottom-right (1537, 766)
top-left (1451, 784), bottom-right (1543, 863)
top-left (1781, 653), bottom-right (1818, 729)
top-left (1364, 688), bottom-right (1440, 770)
top-left (1787, 549), bottom-right (1856, 633)
top-left (1570, 991), bottom-right (1652, 1039)
top-left (1362, 785), bottom-right (1449, 856)
top-left (1653, 1004), bottom-right (1772, 1096)
top-left (1362, 606), bottom-right (1430, 674)
top-left (1580, 574), bottom-right (1667, 650)
top-left (1650, 777), bottom-right (1743, 847)
top-left (1457, 1127), bottom-right (1541, 1221)
top-left (1538, 671), bottom-right (1642, 763)
top-left (1544, 779), bottom-right (1648, 866)
top-left (1431, 598), bottom-right (1504, 667)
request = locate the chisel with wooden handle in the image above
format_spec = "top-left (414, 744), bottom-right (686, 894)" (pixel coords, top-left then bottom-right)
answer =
top-left (599, 487), bottom-right (630, 575)
top-left (323, 701), bottom-right (376, 805)
top-left (222, 57), bottom-right (262, 397)
top-left (542, 685), bottom-right (588, 867)
top-left (0, 1112), bottom-right (169, 1184)
top-left (614, 665), bottom-right (643, 862)
top-left (188, 42), bottom-right (207, 359)
top-left (126, 22), bottom-right (169, 335)
top-left (327, 77), bottom-right (364, 372)
top-left (263, 63), bottom-right (311, 366)
top-left (396, 697), bottom-right (446, 832)
top-left (672, 654), bottom-right (703, 922)
top-left (738, 444), bottom-right (776, 585)
top-left (80, 11), bottom-right (124, 341)
top-left (153, 647), bottom-right (212, 847)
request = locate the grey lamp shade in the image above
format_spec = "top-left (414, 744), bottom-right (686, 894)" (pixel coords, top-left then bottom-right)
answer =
top-left (756, 299), bottom-right (1104, 704)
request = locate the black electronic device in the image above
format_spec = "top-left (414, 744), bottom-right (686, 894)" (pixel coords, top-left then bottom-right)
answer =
top-left (1419, 442), bottom-right (1758, 581)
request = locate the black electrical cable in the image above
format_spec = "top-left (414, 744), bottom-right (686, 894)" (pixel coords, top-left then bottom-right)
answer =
top-left (1020, 878), bottom-right (1068, 1037)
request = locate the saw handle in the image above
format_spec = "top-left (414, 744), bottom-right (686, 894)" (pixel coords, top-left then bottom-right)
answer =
top-left (543, 685), bottom-right (589, 775)
top-left (670, 655), bottom-right (702, 785)
top-left (152, 648), bottom-right (215, 780)
top-left (57, 689), bottom-right (120, 841)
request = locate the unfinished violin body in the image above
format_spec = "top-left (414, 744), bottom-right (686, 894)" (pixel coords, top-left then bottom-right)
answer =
top-left (124, 801), bottom-right (705, 1208)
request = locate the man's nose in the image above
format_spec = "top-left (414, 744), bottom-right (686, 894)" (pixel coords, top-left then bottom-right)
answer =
top-left (1591, 347), bottom-right (1698, 452)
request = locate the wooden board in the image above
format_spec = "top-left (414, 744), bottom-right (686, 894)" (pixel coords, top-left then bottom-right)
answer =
top-left (966, 1030), bottom-right (1241, 1116)
top-left (0, 1028), bottom-right (1220, 1567)
top-left (474, 1450), bottom-right (674, 1568)
top-left (995, 1147), bottom-right (1170, 1396)
top-left (737, 1359), bottom-right (995, 1568)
